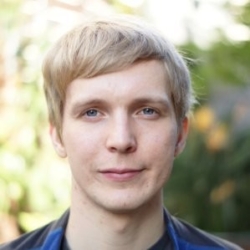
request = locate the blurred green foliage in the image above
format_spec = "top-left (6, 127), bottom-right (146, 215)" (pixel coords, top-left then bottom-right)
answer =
top-left (0, 0), bottom-right (70, 241)
top-left (164, 3), bottom-right (250, 231)
top-left (0, 0), bottom-right (249, 243)
top-left (165, 113), bottom-right (250, 232)
top-left (162, 1), bottom-right (250, 232)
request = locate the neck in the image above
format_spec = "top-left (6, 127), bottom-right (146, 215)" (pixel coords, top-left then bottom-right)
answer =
top-left (66, 189), bottom-right (165, 250)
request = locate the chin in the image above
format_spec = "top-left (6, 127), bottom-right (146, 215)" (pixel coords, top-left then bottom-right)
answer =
top-left (101, 203), bottom-right (145, 215)
top-left (96, 193), bottom-right (157, 215)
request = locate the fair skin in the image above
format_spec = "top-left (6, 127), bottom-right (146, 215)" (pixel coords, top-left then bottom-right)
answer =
top-left (51, 60), bottom-right (189, 250)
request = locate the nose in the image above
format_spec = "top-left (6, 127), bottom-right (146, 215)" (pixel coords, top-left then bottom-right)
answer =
top-left (106, 115), bottom-right (137, 154)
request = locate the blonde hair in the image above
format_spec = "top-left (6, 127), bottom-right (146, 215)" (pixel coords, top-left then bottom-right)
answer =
top-left (42, 15), bottom-right (195, 138)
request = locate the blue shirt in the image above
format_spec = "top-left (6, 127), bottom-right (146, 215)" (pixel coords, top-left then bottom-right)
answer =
top-left (0, 209), bottom-right (242, 250)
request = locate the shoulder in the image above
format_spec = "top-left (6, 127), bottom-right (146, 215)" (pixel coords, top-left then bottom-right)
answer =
top-left (0, 210), bottom-right (69, 250)
top-left (0, 222), bottom-right (55, 250)
top-left (168, 214), bottom-right (243, 250)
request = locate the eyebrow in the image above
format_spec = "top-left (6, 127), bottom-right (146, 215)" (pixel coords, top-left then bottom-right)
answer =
top-left (69, 95), bottom-right (172, 114)
top-left (129, 96), bottom-right (171, 107)
top-left (69, 99), bottom-right (107, 114)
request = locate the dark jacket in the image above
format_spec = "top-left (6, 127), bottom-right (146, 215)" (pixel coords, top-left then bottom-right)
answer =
top-left (0, 209), bottom-right (242, 250)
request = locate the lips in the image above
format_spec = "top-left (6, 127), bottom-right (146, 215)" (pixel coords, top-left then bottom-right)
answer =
top-left (99, 168), bottom-right (144, 182)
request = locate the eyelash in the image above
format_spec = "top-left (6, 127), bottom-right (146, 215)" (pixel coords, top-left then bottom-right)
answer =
top-left (79, 109), bottom-right (101, 119)
top-left (85, 109), bottom-right (99, 117)
top-left (140, 107), bottom-right (157, 115)
top-left (80, 107), bottom-right (159, 119)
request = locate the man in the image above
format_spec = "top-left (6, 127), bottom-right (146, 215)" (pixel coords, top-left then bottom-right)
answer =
top-left (0, 15), bottom-right (242, 250)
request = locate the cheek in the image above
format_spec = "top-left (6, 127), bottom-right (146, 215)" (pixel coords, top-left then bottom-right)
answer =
top-left (145, 129), bottom-right (177, 177)
top-left (147, 128), bottom-right (177, 156)
top-left (63, 123), bottom-right (103, 153)
top-left (62, 128), bottom-right (101, 172)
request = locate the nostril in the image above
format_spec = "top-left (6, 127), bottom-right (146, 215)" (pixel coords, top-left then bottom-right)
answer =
top-left (106, 136), bottom-right (137, 153)
top-left (109, 146), bottom-right (117, 152)
top-left (108, 144), bottom-right (136, 153)
top-left (126, 145), bottom-right (136, 153)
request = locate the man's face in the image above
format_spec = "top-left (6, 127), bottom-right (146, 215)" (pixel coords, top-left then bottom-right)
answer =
top-left (51, 60), bottom-right (188, 213)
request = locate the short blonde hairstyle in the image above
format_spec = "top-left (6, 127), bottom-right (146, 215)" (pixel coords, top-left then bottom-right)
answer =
top-left (42, 15), bottom-right (195, 138)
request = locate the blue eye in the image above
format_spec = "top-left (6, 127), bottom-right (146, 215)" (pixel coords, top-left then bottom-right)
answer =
top-left (86, 109), bottom-right (98, 116)
top-left (142, 108), bottom-right (155, 115)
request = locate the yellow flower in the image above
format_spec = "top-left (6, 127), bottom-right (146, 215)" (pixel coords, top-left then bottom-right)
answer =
top-left (193, 106), bottom-right (215, 133)
top-left (206, 124), bottom-right (228, 151)
top-left (210, 180), bottom-right (235, 204)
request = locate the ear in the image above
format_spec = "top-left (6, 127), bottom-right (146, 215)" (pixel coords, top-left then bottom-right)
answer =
top-left (50, 124), bottom-right (67, 158)
top-left (174, 116), bottom-right (189, 157)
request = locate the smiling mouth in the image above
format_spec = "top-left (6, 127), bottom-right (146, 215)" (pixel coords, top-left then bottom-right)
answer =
top-left (99, 169), bottom-right (144, 182)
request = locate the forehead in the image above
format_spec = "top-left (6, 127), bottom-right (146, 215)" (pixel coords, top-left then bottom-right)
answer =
top-left (65, 60), bottom-right (171, 106)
